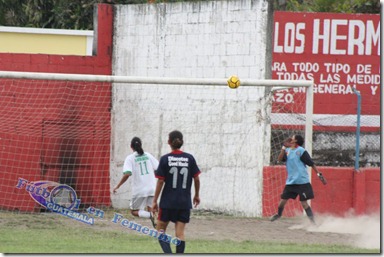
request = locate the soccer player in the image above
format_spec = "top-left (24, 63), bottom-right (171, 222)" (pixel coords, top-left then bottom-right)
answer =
top-left (271, 134), bottom-right (321, 224)
top-left (152, 130), bottom-right (201, 254)
top-left (113, 137), bottom-right (158, 228)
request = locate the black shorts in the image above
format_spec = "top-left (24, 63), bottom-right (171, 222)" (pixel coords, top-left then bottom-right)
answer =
top-left (281, 183), bottom-right (314, 201)
top-left (158, 208), bottom-right (190, 223)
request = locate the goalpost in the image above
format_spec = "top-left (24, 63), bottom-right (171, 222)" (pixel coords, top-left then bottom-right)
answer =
top-left (0, 71), bottom-right (313, 218)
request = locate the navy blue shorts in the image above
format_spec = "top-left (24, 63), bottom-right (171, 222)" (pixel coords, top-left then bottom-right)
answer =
top-left (158, 208), bottom-right (190, 223)
top-left (281, 183), bottom-right (314, 201)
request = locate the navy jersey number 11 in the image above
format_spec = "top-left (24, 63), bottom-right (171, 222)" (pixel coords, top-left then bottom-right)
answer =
top-left (169, 167), bottom-right (188, 189)
top-left (156, 151), bottom-right (201, 209)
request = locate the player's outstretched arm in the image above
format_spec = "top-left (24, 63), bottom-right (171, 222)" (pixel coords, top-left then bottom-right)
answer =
top-left (113, 174), bottom-right (130, 193)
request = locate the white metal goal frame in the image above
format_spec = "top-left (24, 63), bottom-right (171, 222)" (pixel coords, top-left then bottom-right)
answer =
top-left (0, 70), bottom-right (314, 177)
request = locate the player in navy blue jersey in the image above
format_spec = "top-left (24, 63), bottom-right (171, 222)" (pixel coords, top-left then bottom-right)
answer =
top-left (271, 134), bottom-right (322, 224)
top-left (152, 130), bottom-right (201, 254)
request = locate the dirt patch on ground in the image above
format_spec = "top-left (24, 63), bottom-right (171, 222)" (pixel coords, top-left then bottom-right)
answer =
top-left (111, 210), bottom-right (379, 249)
top-left (187, 214), bottom-right (356, 245)
top-left (187, 211), bottom-right (380, 250)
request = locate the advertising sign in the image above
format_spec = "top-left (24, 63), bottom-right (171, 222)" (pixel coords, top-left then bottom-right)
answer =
top-left (272, 12), bottom-right (380, 130)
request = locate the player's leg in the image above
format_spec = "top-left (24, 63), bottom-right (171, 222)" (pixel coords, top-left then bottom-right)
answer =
top-left (130, 209), bottom-right (139, 217)
top-left (130, 197), bottom-right (151, 218)
top-left (145, 196), bottom-right (157, 228)
top-left (174, 209), bottom-right (190, 253)
top-left (157, 221), bottom-right (172, 253)
top-left (299, 183), bottom-right (315, 223)
top-left (271, 185), bottom-right (295, 221)
top-left (300, 200), bottom-right (315, 223)
top-left (270, 199), bottom-right (288, 221)
top-left (130, 209), bottom-right (150, 218)
top-left (156, 208), bottom-right (172, 253)
top-left (277, 198), bottom-right (288, 215)
top-left (175, 221), bottom-right (186, 253)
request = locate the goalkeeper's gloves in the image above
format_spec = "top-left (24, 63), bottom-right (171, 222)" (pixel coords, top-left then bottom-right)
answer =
top-left (317, 172), bottom-right (327, 185)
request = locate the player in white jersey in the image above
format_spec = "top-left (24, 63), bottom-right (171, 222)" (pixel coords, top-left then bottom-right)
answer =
top-left (113, 137), bottom-right (159, 227)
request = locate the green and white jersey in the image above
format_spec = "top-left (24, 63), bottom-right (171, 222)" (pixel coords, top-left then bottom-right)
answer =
top-left (123, 151), bottom-right (159, 198)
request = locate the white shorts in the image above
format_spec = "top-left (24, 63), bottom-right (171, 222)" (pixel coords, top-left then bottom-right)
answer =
top-left (130, 196), bottom-right (154, 210)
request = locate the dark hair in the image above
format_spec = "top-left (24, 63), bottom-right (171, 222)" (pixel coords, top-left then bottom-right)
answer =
top-left (131, 137), bottom-right (144, 155)
top-left (169, 130), bottom-right (183, 150)
top-left (294, 135), bottom-right (304, 146)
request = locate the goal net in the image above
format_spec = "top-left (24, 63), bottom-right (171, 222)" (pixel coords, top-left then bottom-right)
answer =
top-left (0, 71), bottom-right (312, 218)
top-left (0, 74), bottom-right (112, 212)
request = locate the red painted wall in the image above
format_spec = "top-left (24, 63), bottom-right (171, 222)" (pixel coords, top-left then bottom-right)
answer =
top-left (263, 166), bottom-right (380, 217)
top-left (0, 4), bottom-right (113, 211)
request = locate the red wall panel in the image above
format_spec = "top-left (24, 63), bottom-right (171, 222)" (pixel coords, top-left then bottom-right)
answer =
top-left (364, 168), bottom-right (381, 213)
top-left (263, 166), bottom-right (380, 217)
top-left (0, 4), bottom-right (113, 211)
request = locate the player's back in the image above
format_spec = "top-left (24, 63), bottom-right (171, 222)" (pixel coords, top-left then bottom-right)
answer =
top-left (125, 152), bottom-right (158, 197)
top-left (156, 150), bottom-right (200, 209)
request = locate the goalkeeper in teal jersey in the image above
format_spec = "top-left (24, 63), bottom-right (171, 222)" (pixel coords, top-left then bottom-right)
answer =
top-left (271, 134), bottom-right (322, 224)
top-left (152, 130), bottom-right (201, 254)
top-left (113, 137), bottom-right (159, 227)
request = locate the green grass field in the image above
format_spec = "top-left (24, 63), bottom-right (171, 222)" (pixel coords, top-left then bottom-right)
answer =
top-left (0, 210), bottom-right (379, 254)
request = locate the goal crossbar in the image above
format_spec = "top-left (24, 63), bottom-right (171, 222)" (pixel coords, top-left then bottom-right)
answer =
top-left (0, 71), bottom-right (312, 88)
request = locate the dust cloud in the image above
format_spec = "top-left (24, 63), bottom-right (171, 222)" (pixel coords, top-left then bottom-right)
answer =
top-left (290, 213), bottom-right (381, 249)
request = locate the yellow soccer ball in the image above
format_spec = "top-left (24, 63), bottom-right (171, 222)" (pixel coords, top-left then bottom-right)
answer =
top-left (227, 75), bottom-right (240, 89)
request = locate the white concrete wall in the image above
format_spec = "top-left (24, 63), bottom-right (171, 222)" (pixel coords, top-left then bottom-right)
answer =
top-left (110, 0), bottom-right (273, 217)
